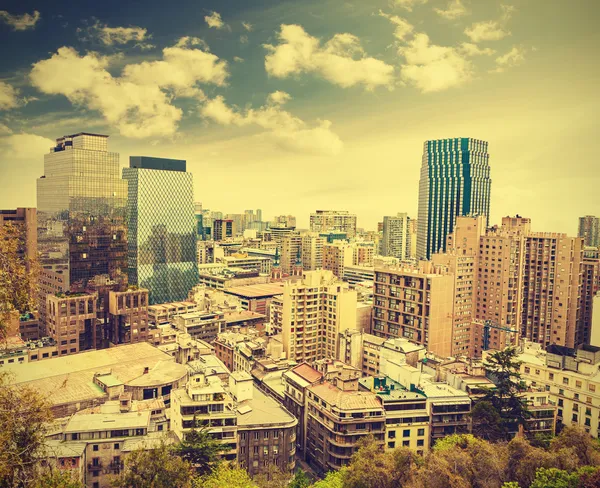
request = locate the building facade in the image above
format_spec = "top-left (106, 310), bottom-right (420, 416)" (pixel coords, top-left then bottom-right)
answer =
top-left (37, 133), bottom-right (128, 328)
top-left (123, 156), bottom-right (198, 305)
top-left (417, 138), bottom-right (491, 260)
top-left (579, 215), bottom-right (600, 248)
top-left (310, 210), bottom-right (357, 238)
top-left (381, 213), bottom-right (411, 260)
top-left (0, 207), bottom-right (37, 266)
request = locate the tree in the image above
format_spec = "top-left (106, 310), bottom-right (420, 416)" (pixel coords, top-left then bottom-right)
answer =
top-left (289, 470), bottom-right (312, 488)
top-left (470, 401), bottom-right (505, 442)
top-left (111, 442), bottom-right (194, 488)
top-left (477, 347), bottom-right (530, 440)
top-left (173, 426), bottom-right (221, 476)
top-left (0, 222), bottom-right (38, 343)
top-left (529, 468), bottom-right (579, 488)
top-left (31, 469), bottom-right (84, 488)
top-left (310, 470), bottom-right (345, 488)
top-left (0, 373), bottom-right (52, 488)
top-left (253, 465), bottom-right (293, 488)
top-left (550, 426), bottom-right (600, 467)
top-left (343, 436), bottom-right (420, 488)
top-left (411, 434), bottom-right (508, 488)
top-left (196, 464), bottom-right (258, 488)
top-left (506, 436), bottom-right (569, 488)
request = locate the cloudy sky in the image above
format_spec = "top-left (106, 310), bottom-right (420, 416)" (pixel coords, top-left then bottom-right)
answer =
top-left (0, 0), bottom-right (598, 233)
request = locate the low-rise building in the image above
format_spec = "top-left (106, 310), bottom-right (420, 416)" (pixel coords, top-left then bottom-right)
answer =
top-left (172, 311), bottom-right (225, 342)
top-left (148, 301), bottom-right (198, 327)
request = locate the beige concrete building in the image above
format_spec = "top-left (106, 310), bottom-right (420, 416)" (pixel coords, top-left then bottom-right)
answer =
top-left (0, 207), bottom-right (37, 267)
top-left (46, 293), bottom-right (98, 356)
top-left (108, 288), bottom-right (149, 345)
top-left (322, 241), bottom-right (354, 279)
top-left (352, 241), bottom-right (376, 266)
top-left (310, 210), bottom-right (357, 238)
top-left (279, 270), bottom-right (358, 363)
top-left (517, 341), bottom-right (600, 437)
top-left (373, 261), bottom-right (455, 358)
top-left (380, 213), bottom-right (411, 261)
top-left (302, 233), bottom-right (325, 271)
top-left (279, 233), bottom-right (303, 275)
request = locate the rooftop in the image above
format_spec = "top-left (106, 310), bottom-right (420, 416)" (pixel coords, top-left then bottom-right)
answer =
top-left (64, 411), bottom-right (150, 433)
top-left (223, 283), bottom-right (285, 299)
top-left (308, 382), bottom-right (383, 411)
top-left (236, 387), bottom-right (296, 427)
top-left (4, 343), bottom-right (184, 407)
top-left (224, 310), bottom-right (266, 323)
top-left (289, 363), bottom-right (324, 384)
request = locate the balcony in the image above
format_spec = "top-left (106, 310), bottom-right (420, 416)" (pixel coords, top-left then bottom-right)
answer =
top-left (88, 462), bottom-right (103, 471)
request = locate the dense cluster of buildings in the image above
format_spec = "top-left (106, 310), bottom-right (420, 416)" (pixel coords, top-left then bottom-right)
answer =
top-left (2, 133), bottom-right (599, 486)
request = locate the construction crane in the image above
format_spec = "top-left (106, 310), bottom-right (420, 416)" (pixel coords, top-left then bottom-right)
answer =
top-left (482, 320), bottom-right (519, 351)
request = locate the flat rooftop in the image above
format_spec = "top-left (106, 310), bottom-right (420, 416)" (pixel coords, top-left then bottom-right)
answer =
top-left (223, 283), bottom-right (285, 299)
top-left (64, 411), bottom-right (150, 433)
top-left (4, 343), bottom-right (185, 408)
top-left (236, 386), bottom-right (296, 428)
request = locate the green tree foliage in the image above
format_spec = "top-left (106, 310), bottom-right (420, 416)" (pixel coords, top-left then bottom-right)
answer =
top-left (529, 468), bottom-right (579, 488)
top-left (173, 426), bottom-right (221, 476)
top-left (410, 434), bottom-right (508, 488)
top-left (342, 436), bottom-right (420, 488)
top-left (111, 442), bottom-right (194, 488)
top-left (289, 469), bottom-right (312, 488)
top-left (310, 470), bottom-right (345, 488)
top-left (0, 223), bottom-right (38, 342)
top-left (253, 465), bottom-right (293, 488)
top-left (0, 373), bottom-right (52, 488)
top-left (550, 425), bottom-right (600, 466)
top-left (196, 464), bottom-right (258, 488)
top-left (31, 469), bottom-right (84, 488)
top-left (473, 347), bottom-right (530, 440)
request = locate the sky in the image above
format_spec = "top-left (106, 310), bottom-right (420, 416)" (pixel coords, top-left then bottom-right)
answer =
top-left (0, 0), bottom-right (598, 233)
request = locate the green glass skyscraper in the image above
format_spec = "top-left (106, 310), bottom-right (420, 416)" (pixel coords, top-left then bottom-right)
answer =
top-left (123, 156), bottom-right (198, 304)
top-left (416, 138), bottom-right (491, 260)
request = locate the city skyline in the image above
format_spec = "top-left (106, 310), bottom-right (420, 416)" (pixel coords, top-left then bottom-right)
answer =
top-left (0, 0), bottom-right (598, 234)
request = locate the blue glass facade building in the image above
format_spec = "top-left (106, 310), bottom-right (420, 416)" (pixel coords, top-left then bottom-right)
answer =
top-left (416, 138), bottom-right (491, 260)
top-left (123, 157), bottom-right (198, 304)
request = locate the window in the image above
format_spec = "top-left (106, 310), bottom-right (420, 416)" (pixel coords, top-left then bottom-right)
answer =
top-left (93, 445), bottom-right (99, 452)
top-left (273, 431), bottom-right (279, 439)
top-left (93, 483), bottom-right (99, 488)
top-left (576, 380), bottom-right (582, 388)
top-left (388, 431), bottom-right (396, 439)
top-left (254, 432), bottom-right (259, 440)
top-left (273, 445), bottom-right (279, 455)
top-left (402, 441), bottom-right (410, 447)
top-left (563, 377), bottom-right (569, 385)
top-left (388, 441), bottom-right (395, 449)
top-left (417, 428), bottom-right (425, 436)
top-left (264, 431), bottom-right (269, 440)
top-left (417, 439), bottom-right (424, 447)
top-left (403, 429), bottom-right (410, 437)
top-left (589, 384), bottom-right (596, 393)
top-left (114, 443), bottom-right (120, 449)
top-left (241, 432), bottom-right (246, 440)
top-left (549, 373), bottom-right (554, 380)
top-left (263, 446), bottom-right (269, 455)
top-left (524, 367), bottom-right (530, 374)
top-left (253, 446), bottom-right (259, 455)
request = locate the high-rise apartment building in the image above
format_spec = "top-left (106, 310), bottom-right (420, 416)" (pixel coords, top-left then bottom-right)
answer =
top-left (213, 219), bottom-right (235, 241)
top-left (279, 270), bottom-right (358, 362)
top-left (373, 261), bottom-right (455, 358)
top-left (123, 156), bottom-right (198, 305)
top-left (322, 241), bottom-right (354, 279)
top-left (520, 232), bottom-right (583, 348)
top-left (37, 133), bottom-right (128, 328)
top-left (579, 216), bottom-right (600, 248)
top-left (353, 241), bottom-right (376, 266)
top-left (301, 233), bottom-right (325, 271)
top-left (272, 215), bottom-right (296, 229)
top-left (310, 210), bottom-right (357, 238)
top-left (577, 248), bottom-right (600, 346)
top-left (0, 207), bottom-right (37, 266)
top-left (279, 233), bottom-right (303, 275)
top-left (417, 138), bottom-right (491, 260)
top-left (381, 213), bottom-right (411, 260)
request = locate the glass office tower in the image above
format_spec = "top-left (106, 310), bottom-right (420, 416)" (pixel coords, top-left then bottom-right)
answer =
top-left (417, 138), bottom-right (491, 260)
top-left (37, 133), bottom-right (128, 290)
top-left (123, 157), bottom-right (198, 304)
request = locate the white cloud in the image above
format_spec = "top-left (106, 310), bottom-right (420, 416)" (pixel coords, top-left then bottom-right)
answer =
top-left (242, 22), bottom-right (253, 31)
top-left (465, 21), bottom-right (510, 42)
top-left (0, 10), bottom-right (40, 31)
top-left (434, 0), bottom-right (468, 20)
top-left (0, 123), bottom-right (12, 135)
top-left (233, 56), bottom-right (244, 63)
top-left (493, 46), bottom-right (526, 72)
top-left (78, 21), bottom-right (154, 49)
top-left (393, 0), bottom-right (428, 12)
top-left (0, 81), bottom-right (19, 110)
top-left (29, 39), bottom-right (229, 138)
top-left (459, 42), bottom-right (495, 56)
top-left (205, 11), bottom-right (225, 29)
top-left (264, 24), bottom-right (395, 90)
top-left (378, 11), bottom-right (413, 42)
top-left (240, 35), bottom-right (249, 44)
top-left (200, 92), bottom-right (343, 155)
top-left (0, 133), bottom-right (54, 160)
top-left (399, 33), bottom-right (473, 93)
